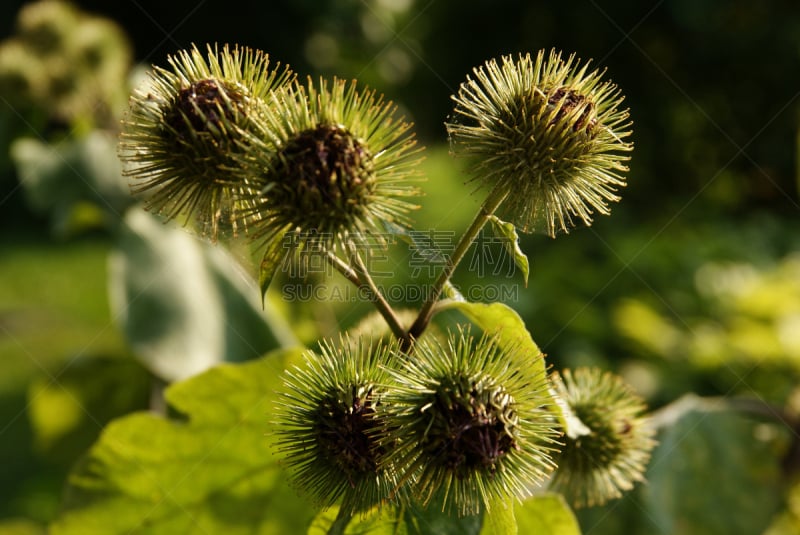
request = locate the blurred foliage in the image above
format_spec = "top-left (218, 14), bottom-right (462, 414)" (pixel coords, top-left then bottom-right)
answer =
top-left (0, 0), bottom-right (131, 133)
top-left (7, 0), bottom-right (789, 217)
top-left (577, 395), bottom-right (792, 535)
top-left (614, 252), bottom-right (800, 403)
top-left (50, 349), bottom-right (315, 534)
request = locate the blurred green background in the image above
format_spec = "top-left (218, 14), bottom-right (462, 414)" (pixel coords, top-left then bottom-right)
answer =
top-left (1, 0), bottom-right (800, 533)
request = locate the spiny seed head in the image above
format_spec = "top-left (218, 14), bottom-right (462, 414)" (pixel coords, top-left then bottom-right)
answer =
top-left (271, 123), bottom-right (376, 232)
top-left (238, 77), bottom-right (423, 257)
top-left (549, 368), bottom-right (656, 508)
top-left (447, 49), bottom-right (633, 238)
top-left (163, 78), bottom-right (246, 143)
top-left (119, 43), bottom-right (293, 239)
top-left (274, 336), bottom-right (402, 514)
top-left (382, 327), bottom-right (560, 516)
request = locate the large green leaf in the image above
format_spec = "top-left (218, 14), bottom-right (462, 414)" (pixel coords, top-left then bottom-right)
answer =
top-left (513, 494), bottom-right (581, 534)
top-left (480, 501), bottom-right (516, 535)
top-left (51, 349), bottom-right (315, 534)
top-left (10, 132), bottom-right (132, 235)
top-left (643, 395), bottom-right (784, 535)
top-left (306, 495), bottom-right (580, 535)
top-left (308, 507), bottom-right (407, 535)
top-left (109, 209), bottom-right (296, 382)
top-left (307, 500), bottom-right (483, 535)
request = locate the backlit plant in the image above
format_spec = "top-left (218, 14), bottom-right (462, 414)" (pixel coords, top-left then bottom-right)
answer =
top-left (114, 43), bottom-right (654, 532)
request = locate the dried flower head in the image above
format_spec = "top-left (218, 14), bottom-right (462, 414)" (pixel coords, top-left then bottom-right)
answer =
top-left (274, 336), bottom-right (401, 513)
top-left (238, 77), bottom-right (423, 257)
top-left (447, 49), bottom-right (633, 237)
top-left (549, 368), bottom-right (656, 507)
top-left (382, 328), bottom-right (560, 516)
top-left (119, 43), bottom-right (293, 239)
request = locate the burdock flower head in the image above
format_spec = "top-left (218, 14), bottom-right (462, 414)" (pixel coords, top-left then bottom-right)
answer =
top-left (549, 368), bottom-right (656, 508)
top-left (382, 327), bottom-right (560, 516)
top-left (274, 336), bottom-right (400, 513)
top-left (239, 77), bottom-right (423, 258)
top-left (119, 43), bottom-right (293, 238)
top-left (447, 49), bottom-right (633, 237)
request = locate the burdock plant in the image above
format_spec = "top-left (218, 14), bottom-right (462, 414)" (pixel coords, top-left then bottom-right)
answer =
top-left (117, 42), bottom-right (654, 533)
top-left (381, 328), bottom-right (560, 515)
top-left (119, 43), bottom-right (293, 238)
top-left (447, 49), bottom-right (633, 238)
top-left (274, 337), bottom-right (400, 515)
top-left (549, 368), bottom-right (656, 507)
top-left (235, 77), bottom-right (424, 301)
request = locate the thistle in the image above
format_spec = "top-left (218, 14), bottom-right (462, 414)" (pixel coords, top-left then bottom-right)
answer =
top-left (447, 49), bottom-right (633, 237)
top-left (549, 368), bottom-right (656, 508)
top-left (274, 336), bottom-right (401, 514)
top-left (119, 43), bottom-right (293, 239)
top-left (382, 328), bottom-right (560, 516)
top-left (238, 77), bottom-right (423, 259)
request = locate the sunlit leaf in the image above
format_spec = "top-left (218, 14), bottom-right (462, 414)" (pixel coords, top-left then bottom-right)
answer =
top-left (488, 215), bottom-right (529, 287)
top-left (308, 502), bottom-right (485, 535)
top-left (307, 506), bottom-right (406, 535)
top-left (480, 500), bottom-right (516, 535)
top-left (514, 494), bottom-right (581, 534)
top-left (548, 387), bottom-right (591, 440)
top-left (50, 349), bottom-right (314, 535)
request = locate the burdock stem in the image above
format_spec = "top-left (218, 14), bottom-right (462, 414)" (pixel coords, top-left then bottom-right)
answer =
top-left (405, 184), bottom-right (509, 347)
top-left (325, 247), bottom-right (409, 345)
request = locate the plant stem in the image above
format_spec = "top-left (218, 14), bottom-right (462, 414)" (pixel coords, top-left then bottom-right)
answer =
top-left (325, 251), bottom-right (361, 287)
top-left (325, 249), bottom-right (410, 345)
top-left (405, 184), bottom-right (509, 346)
top-left (348, 247), bottom-right (411, 345)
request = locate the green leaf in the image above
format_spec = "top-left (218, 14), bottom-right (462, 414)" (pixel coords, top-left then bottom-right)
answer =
top-left (480, 501), bottom-right (516, 535)
top-left (442, 280), bottom-right (466, 301)
top-left (27, 355), bottom-right (150, 463)
top-left (10, 132), bottom-right (132, 235)
top-left (307, 502), bottom-right (484, 535)
top-left (487, 215), bottom-right (529, 287)
top-left (432, 300), bottom-right (546, 382)
top-left (51, 349), bottom-right (315, 535)
top-left (514, 494), bottom-right (581, 534)
top-left (642, 395), bottom-right (784, 535)
top-left (0, 518), bottom-right (46, 535)
top-left (403, 501), bottom-right (483, 535)
top-left (308, 506), bottom-right (407, 535)
top-left (109, 210), bottom-right (292, 382)
top-left (549, 387), bottom-right (591, 440)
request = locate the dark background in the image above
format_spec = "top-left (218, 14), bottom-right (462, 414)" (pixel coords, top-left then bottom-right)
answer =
top-left (3, 0), bottom-right (800, 219)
